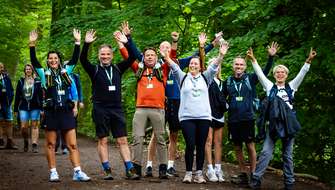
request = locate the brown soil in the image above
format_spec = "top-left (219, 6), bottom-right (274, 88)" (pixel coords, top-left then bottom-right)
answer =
top-left (0, 133), bottom-right (331, 190)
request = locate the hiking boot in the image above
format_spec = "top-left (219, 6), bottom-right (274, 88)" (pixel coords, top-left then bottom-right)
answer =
top-left (167, 167), bottom-right (179, 177)
top-left (284, 183), bottom-right (293, 190)
top-left (216, 170), bottom-right (225, 182)
top-left (103, 168), bottom-right (114, 180)
top-left (62, 148), bottom-right (69, 155)
top-left (132, 162), bottom-right (142, 178)
top-left (145, 166), bottom-right (153, 177)
top-left (194, 174), bottom-right (206, 184)
top-left (73, 170), bottom-right (91, 182)
top-left (5, 139), bottom-right (18, 150)
top-left (32, 143), bottom-right (38, 153)
top-left (158, 164), bottom-right (168, 179)
top-left (206, 170), bottom-right (218, 182)
top-left (24, 139), bottom-right (28, 152)
top-left (182, 173), bottom-right (192, 183)
top-left (126, 167), bottom-right (140, 180)
top-left (231, 172), bottom-right (249, 185)
top-left (249, 175), bottom-right (261, 190)
top-left (49, 171), bottom-right (60, 182)
top-left (0, 138), bottom-right (4, 146)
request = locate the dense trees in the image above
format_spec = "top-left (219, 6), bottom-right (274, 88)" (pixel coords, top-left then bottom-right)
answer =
top-left (1, 0), bottom-right (334, 185)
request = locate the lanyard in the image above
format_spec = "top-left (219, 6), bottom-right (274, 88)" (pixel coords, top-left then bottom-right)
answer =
top-left (146, 68), bottom-right (152, 82)
top-left (233, 80), bottom-right (242, 97)
top-left (104, 66), bottom-right (113, 85)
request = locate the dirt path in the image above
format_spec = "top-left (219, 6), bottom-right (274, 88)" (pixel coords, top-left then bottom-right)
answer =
top-left (0, 134), bottom-right (330, 190)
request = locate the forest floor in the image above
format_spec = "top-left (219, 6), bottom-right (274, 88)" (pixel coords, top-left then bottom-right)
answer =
top-left (0, 132), bottom-right (332, 190)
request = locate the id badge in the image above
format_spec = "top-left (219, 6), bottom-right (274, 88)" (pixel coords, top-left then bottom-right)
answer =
top-left (167, 80), bottom-right (174, 85)
top-left (147, 84), bottom-right (153, 88)
top-left (1, 88), bottom-right (6, 92)
top-left (58, 90), bottom-right (65, 95)
top-left (25, 93), bottom-right (31, 97)
top-left (108, 85), bottom-right (116, 91)
top-left (236, 96), bottom-right (244, 101)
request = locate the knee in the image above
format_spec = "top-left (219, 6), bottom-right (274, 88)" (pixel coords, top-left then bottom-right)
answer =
top-left (155, 133), bottom-right (166, 145)
top-left (117, 137), bottom-right (128, 146)
top-left (46, 141), bottom-right (56, 150)
top-left (133, 136), bottom-right (144, 145)
top-left (67, 143), bottom-right (78, 152)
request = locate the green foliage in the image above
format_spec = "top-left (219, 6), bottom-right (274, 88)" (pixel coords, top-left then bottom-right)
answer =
top-left (1, 0), bottom-right (335, 184)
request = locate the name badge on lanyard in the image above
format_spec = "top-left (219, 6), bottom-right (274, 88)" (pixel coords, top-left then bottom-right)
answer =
top-left (1, 88), bottom-right (6, 92)
top-left (108, 85), bottom-right (116, 91)
top-left (167, 80), bottom-right (174, 85)
top-left (58, 90), bottom-right (65, 95)
top-left (236, 96), bottom-right (243, 101)
top-left (147, 84), bottom-right (153, 88)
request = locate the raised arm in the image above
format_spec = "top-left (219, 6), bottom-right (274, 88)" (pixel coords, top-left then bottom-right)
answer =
top-left (120, 21), bottom-right (142, 62)
top-left (80, 29), bottom-right (97, 78)
top-left (114, 29), bottom-right (136, 74)
top-left (66, 29), bottom-right (81, 68)
top-left (199, 32), bottom-right (207, 71)
top-left (29, 30), bottom-right (42, 69)
top-left (263, 41), bottom-right (279, 75)
top-left (248, 48), bottom-right (273, 92)
top-left (289, 48), bottom-right (316, 90)
top-left (161, 49), bottom-right (185, 85)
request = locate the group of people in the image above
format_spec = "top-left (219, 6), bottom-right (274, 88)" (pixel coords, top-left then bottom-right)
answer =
top-left (0, 21), bottom-right (317, 190)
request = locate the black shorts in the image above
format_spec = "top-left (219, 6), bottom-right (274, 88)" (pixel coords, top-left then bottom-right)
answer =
top-left (92, 104), bottom-right (127, 139)
top-left (210, 119), bottom-right (224, 128)
top-left (228, 120), bottom-right (255, 145)
top-left (165, 99), bottom-right (181, 132)
top-left (45, 109), bottom-right (76, 131)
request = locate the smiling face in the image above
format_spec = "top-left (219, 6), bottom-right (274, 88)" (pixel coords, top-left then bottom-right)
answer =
top-left (24, 65), bottom-right (33, 77)
top-left (189, 57), bottom-right (201, 76)
top-left (273, 65), bottom-right (288, 84)
top-left (99, 46), bottom-right (113, 66)
top-left (144, 49), bottom-right (157, 68)
top-left (47, 53), bottom-right (60, 70)
top-left (0, 63), bottom-right (4, 73)
top-left (233, 57), bottom-right (246, 77)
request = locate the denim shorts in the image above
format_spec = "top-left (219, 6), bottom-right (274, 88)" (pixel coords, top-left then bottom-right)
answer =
top-left (19, 109), bottom-right (41, 122)
top-left (0, 106), bottom-right (13, 121)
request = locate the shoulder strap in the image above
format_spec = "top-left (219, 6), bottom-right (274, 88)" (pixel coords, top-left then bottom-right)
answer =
top-left (93, 65), bottom-right (99, 81)
top-left (244, 74), bottom-right (252, 91)
top-left (285, 83), bottom-right (294, 103)
top-left (180, 74), bottom-right (188, 90)
top-left (201, 73), bottom-right (208, 87)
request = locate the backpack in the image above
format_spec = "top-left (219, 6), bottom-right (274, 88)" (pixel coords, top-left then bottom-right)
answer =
top-left (269, 84), bottom-right (294, 105)
top-left (226, 74), bottom-right (260, 111)
top-left (180, 73), bottom-right (208, 90)
top-left (135, 61), bottom-right (164, 83)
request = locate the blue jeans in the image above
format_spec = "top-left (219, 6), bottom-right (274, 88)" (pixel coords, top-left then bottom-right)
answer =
top-left (253, 133), bottom-right (295, 185)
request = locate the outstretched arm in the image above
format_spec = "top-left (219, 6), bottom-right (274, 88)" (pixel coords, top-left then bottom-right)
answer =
top-left (80, 29), bottom-right (97, 78)
top-left (263, 41), bottom-right (279, 75)
top-left (289, 48), bottom-right (316, 90)
top-left (29, 30), bottom-right (42, 69)
top-left (161, 49), bottom-right (185, 86)
top-left (114, 29), bottom-right (136, 74)
top-left (248, 48), bottom-right (273, 92)
top-left (65, 29), bottom-right (81, 74)
top-left (120, 21), bottom-right (142, 62)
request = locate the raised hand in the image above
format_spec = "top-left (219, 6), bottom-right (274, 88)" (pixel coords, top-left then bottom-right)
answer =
top-left (306, 48), bottom-right (317, 64)
top-left (219, 41), bottom-right (229, 56)
top-left (85, 29), bottom-right (96, 43)
top-left (199, 32), bottom-right (207, 47)
top-left (114, 30), bottom-right (128, 44)
top-left (29, 30), bottom-right (38, 46)
top-left (267, 41), bottom-right (279, 56)
top-left (247, 47), bottom-right (256, 63)
top-left (171, 31), bottom-right (179, 42)
top-left (120, 21), bottom-right (131, 36)
top-left (73, 28), bottom-right (81, 43)
top-left (212, 31), bottom-right (223, 47)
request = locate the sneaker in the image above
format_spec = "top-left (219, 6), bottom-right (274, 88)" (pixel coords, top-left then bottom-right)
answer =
top-left (24, 139), bottom-right (28, 152)
top-left (159, 164), bottom-right (168, 179)
top-left (249, 176), bottom-right (261, 190)
top-left (167, 167), bottom-right (179, 177)
top-left (32, 144), bottom-right (38, 153)
top-left (194, 174), bottom-right (206, 184)
top-left (62, 148), bottom-right (69, 155)
top-left (231, 172), bottom-right (249, 185)
top-left (182, 173), bottom-right (192, 183)
top-left (216, 170), bottom-right (225, 182)
top-left (145, 166), bottom-right (153, 177)
top-left (0, 138), bottom-right (4, 146)
top-left (73, 170), bottom-right (91, 182)
top-left (206, 170), bottom-right (218, 182)
top-left (103, 169), bottom-right (114, 180)
top-left (126, 167), bottom-right (140, 180)
top-left (49, 171), bottom-right (60, 182)
top-left (5, 139), bottom-right (18, 150)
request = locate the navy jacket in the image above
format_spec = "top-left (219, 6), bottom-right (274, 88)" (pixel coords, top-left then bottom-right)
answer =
top-left (0, 73), bottom-right (14, 107)
top-left (14, 78), bottom-right (43, 112)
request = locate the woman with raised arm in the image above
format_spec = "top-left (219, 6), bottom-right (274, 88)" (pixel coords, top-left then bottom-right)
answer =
top-left (163, 33), bottom-right (229, 184)
top-left (29, 29), bottom-right (90, 182)
top-left (247, 48), bottom-right (316, 190)
top-left (14, 64), bottom-right (43, 153)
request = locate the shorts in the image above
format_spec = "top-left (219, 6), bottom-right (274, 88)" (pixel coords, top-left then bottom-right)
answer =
top-left (165, 99), bottom-right (181, 132)
top-left (0, 106), bottom-right (13, 121)
top-left (92, 104), bottom-right (127, 139)
top-left (19, 109), bottom-right (41, 122)
top-left (228, 120), bottom-right (255, 145)
top-left (210, 119), bottom-right (224, 128)
top-left (45, 109), bottom-right (76, 131)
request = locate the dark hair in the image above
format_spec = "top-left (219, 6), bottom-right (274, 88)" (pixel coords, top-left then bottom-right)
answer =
top-left (47, 51), bottom-right (63, 67)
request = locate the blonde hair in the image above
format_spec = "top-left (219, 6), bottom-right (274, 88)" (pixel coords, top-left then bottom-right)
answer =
top-left (273, 64), bottom-right (289, 75)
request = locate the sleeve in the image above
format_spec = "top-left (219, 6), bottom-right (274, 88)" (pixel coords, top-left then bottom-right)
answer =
top-left (80, 43), bottom-right (96, 79)
top-left (69, 78), bottom-right (78, 101)
top-left (126, 35), bottom-right (143, 61)
top-left (170, 61), bottom-right (186, 86)
top-left (250, 56), bottom-right (274, 83)
top-left (120, 47), bottom-right (139, 73)
top-left (30, 46), bottom-right (45, 81)
top-left (288, 63), bottom-right (310, 91)
top-left (65, 43), bottom-right (81, 73)
top-left (13, 80), bottom-right (21, 112)
top-left (116, 36), bottom-right (137, 74)
top-left (251, 61), bottom-right (273, 93)
top-left (178, 43), bottom-right (214, 70)
top-left (202, 60), bottom-right (219, 85)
